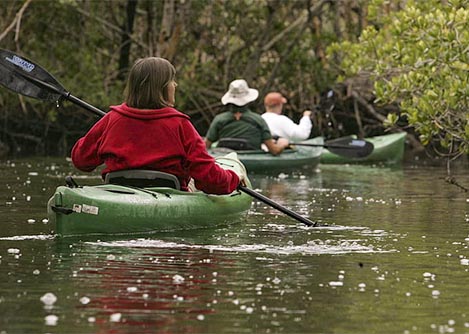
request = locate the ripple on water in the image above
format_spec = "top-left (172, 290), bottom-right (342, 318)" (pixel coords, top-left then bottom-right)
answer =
top-left (0, 234), bottom-right (55, 241)
top-left (86, 237), bottom-right (395, 255)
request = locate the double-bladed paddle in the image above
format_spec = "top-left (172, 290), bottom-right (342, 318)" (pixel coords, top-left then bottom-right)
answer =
top-left (0, 48), bottom-right (316, 227)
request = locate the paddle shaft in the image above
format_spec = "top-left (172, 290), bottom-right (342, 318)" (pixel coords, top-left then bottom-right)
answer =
top-left (239, 186), bottom-right (315, 227)
top-left (291, 142), bottom-right (365, 150)
top-left (289, 138), bottom-right (374, 158)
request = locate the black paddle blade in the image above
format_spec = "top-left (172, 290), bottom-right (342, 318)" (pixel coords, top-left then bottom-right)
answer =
top-left (325, 137), bottom-right (374, 158)
top-left (0, 49), bottom-right (66, 102)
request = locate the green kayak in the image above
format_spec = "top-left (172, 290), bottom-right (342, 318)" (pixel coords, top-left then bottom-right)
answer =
top-left (210, 137), bottom-right (324, 172)
top-left (320, 132), bottom-right (406, 165)
top-left (48, 184), bottom-right (252, 237)
top-left (47, 153), bottom-right (252, 237)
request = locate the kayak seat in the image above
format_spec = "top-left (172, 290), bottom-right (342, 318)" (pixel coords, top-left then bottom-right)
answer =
top-left (104, 170), bottom-right (181, 190)
top-left (218, 138), bottom-right (257, 150)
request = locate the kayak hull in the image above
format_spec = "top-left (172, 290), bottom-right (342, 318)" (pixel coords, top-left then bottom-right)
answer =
top-left (321, 132), bottom-right (406, 165)
top-left (48, 185), bottom-right (252, 237)
top-left (47, 184), bottom-right (252, 236)
top-left (210, 137), bottom-right (323, 172)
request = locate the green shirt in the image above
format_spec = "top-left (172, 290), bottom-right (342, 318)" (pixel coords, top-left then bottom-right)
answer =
top-left (206, 108), bottom-right (272, 149)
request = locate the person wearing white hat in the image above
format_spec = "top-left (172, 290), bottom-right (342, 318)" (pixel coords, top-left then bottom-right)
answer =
top-left (262, 92), bottom-right (312, 141)
top-left (205, 79), bottom-right (289, 155)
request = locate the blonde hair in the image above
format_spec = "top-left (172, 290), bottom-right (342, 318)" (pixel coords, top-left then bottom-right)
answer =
top-left (125, 57), bottom-right (176, 109)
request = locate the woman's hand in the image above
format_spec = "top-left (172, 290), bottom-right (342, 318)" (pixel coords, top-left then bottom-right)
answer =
top-left (236, 171), bottom-right (247, 186)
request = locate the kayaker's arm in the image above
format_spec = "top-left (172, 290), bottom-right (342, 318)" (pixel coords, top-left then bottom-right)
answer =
top-left (71, 116), bottom-right (109, 172)
top-left (264, 138), bottom-right (289, 155)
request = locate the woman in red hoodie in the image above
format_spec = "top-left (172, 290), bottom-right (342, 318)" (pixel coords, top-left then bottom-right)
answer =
top-left (71, 57), bottom-right (243, 195)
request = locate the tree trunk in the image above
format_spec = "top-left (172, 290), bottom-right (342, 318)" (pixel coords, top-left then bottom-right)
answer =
top-left (118, 0), bottom-right (138, 80)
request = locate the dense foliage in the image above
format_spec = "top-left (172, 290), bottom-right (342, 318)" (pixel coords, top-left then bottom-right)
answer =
top-left (3, 0), bottom-right (462, 157)
top-left (328, 0), bottom-right (469, 158)
top-left (2, 0), bottom-right (351, 155)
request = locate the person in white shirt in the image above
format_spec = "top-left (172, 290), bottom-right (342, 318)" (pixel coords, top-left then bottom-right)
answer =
top-left (261, 92), bottom-right (312, 141)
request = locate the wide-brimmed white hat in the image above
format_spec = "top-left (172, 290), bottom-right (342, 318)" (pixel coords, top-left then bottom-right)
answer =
top-left (221, 79), bottom-right (259, 106)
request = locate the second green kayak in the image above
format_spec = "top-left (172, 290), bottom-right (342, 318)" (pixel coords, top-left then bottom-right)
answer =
top-left (210, 137), bottom-right (324, 172)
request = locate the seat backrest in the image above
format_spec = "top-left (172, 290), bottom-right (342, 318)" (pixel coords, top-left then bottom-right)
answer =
top-left (218, 138), bottom-right (257, 150)
top-left (104, 170), bottom-right (181, 189)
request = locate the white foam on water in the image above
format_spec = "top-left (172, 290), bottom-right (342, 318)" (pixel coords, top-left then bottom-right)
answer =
top-left (297, 224), bottom-right (368, 231)
top-left (40, 292), bottom-right (57, 306)
top-left (0, 234), bottom-right (55, 241)
top-left (87, 237), bottom-right (394, 255)
top-left (110, 313), bottom-right (122, 322)
top-left (44, 314), bottom-right (59, 326)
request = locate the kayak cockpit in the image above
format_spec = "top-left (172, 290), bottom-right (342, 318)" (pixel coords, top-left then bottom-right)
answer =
top-left (104, 170), bottom-right (181, 189)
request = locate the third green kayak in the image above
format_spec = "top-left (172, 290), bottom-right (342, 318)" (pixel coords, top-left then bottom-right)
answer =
top-left (320, 132), bottom-right (406, 165)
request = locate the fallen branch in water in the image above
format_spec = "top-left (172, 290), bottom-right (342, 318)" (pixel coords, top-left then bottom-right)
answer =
top-left (445, 176), bottom-right (468, 192)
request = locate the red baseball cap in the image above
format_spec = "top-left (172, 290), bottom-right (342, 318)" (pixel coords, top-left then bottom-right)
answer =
top-left (264, 92), bottom-right (287, 106)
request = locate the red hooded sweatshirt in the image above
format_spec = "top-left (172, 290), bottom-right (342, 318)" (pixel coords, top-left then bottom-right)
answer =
top-left (71, 103), bottom-right (240, 194)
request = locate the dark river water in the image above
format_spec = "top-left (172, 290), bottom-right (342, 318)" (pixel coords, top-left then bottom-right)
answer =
top-left (1, 157), bottom-right (469, 334)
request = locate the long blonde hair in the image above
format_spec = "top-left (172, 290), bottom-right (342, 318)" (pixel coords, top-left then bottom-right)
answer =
top-left (125, 57), bottom-right (176, 109)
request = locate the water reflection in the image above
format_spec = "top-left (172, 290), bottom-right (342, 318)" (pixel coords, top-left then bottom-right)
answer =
top-left (47, 228), bottom-right (394, 333)
top-left (1, 158), bottom-right (469, 333)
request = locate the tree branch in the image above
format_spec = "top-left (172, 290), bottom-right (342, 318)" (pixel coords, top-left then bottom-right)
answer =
top-left (0, 0), bottom-right (32, 43)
